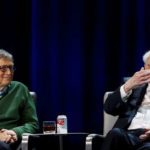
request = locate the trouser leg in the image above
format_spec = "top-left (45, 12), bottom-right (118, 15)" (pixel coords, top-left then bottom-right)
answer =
top-left (136, 142), bottom-right (150, 150)
top-left (0, 141), bottom-right (11, 150)
top-left (9, 140), bottom-right (21, 150)
top-left (101, 128), bottom-right (133, 150)
top-left (101, 128), bottom-right (146, 150)
top-left (0, 140), bottom-right (21, 150)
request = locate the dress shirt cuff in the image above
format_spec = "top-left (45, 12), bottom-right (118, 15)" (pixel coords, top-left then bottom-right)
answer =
top-left (120, 85), bottom-right (132, 102)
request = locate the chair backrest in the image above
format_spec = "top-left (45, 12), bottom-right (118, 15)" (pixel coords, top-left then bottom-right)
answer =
top-left (17, 91), bottom-right (37, 150)
top-left (29, 91), bottom-right (37, 100)
top-left (103, 91), bottom-right (118, 135)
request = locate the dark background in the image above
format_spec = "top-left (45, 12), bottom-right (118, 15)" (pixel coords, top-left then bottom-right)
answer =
top-left (1, 0), bottom-right (150, 134)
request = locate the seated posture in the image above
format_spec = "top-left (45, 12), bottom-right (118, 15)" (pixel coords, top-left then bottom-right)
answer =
top-left (0, 49), bottom-right (39, 150)
top-left (101, 50), bottom-right (150, 150)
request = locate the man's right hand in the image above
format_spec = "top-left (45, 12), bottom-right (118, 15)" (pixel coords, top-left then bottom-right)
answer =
top-left (124, 68), bottom-right (150, 93)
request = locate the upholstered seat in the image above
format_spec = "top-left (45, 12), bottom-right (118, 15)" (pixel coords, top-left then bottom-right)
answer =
top-left (85, 91), bottom-right (118, 150)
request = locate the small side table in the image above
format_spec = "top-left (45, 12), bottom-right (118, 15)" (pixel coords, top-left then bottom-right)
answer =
top-left (21, 132), bottom-right (89, 150)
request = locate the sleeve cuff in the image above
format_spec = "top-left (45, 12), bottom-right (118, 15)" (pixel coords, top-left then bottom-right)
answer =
top-left (120, 85), bottom-right (132, 102)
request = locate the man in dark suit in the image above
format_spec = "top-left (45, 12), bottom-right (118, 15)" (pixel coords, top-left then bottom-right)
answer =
top-left (101, 50), bottom-right (150, 150)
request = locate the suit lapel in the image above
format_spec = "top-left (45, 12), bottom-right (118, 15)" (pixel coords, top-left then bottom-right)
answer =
top-left (127, 84), bottom-right (147, 126)
top-left (134, 84), bottom-right (148, 106)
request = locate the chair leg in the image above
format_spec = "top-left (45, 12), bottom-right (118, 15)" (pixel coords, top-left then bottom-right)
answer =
top-left (21, 133), bottom-right (31, 150)
top-left (85, 134), bottom-right (105, 150)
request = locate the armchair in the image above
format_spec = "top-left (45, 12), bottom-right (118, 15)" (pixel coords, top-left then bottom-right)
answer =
top-left (17, 91), bottom-right (37, 150)
top-left (85, 91), bottom-right (118, 150)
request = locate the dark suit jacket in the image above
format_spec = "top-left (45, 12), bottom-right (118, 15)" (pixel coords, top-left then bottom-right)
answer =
top-left (104, 84), bottom-right (148, 129)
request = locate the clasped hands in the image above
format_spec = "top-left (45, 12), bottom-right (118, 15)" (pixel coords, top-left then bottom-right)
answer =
top-left (0, 129), bottom-right (17, 143)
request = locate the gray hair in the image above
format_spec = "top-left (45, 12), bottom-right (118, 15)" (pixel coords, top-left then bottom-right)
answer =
top-left (143, 50), bottom-right (150, 63)
top-left (0, 49), bottom-right (14, 63)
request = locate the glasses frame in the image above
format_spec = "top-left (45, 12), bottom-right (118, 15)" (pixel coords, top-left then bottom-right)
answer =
top-left (0, 65), bottom-right (16, 72)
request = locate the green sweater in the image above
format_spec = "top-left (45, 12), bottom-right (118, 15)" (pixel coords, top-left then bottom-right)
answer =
top-left (0, 81), bottom-right (39, 139)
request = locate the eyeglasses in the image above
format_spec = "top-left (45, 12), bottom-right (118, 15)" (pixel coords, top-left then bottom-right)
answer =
top-left (0, 65), bottom-right (15, 72)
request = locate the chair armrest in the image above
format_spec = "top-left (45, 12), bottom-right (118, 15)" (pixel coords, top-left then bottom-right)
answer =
top-left (85, 134), bottom-right (105, 150)
top-left (21, 133), bottom-right (32, 150)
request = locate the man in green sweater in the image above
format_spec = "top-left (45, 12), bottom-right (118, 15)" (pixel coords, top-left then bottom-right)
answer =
top-left (0, 49), bottom-right (39, 150)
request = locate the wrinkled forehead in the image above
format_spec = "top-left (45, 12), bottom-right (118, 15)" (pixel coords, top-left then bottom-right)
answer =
top-left (0, 58), bottom-right (14, 65)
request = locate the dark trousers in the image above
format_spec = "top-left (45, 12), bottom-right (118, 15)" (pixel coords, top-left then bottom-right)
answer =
top-left (101, 128), bottom-right (150, 150)
top-left (0, 140), bottom-right (20, 150)
top-left (0, 141), bottom-right (11, 150)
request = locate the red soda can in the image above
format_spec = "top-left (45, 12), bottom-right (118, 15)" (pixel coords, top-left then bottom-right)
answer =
top-left (57, 115), bottom-right (68, 133)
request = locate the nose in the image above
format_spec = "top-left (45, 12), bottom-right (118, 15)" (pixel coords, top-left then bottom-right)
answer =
top-left (4, 68), bottom-right (13, 74)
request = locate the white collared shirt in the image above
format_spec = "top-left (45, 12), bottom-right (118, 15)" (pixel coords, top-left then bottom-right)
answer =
top-left (120, 84), bottom-right (150, 129)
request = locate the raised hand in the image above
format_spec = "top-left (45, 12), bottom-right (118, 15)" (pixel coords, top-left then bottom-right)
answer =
top-left (124, 68), bottom-right (150, 93)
